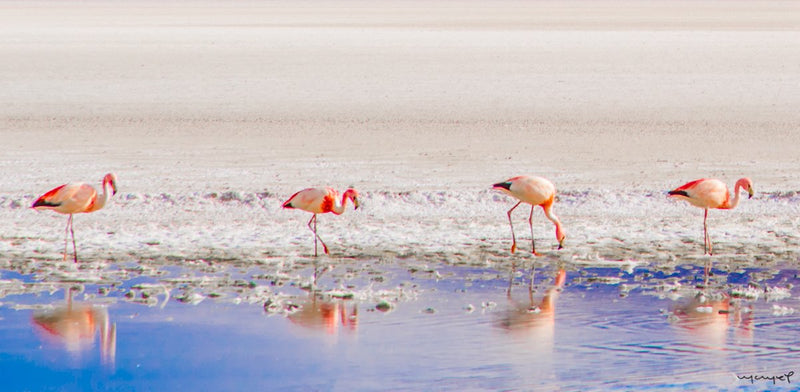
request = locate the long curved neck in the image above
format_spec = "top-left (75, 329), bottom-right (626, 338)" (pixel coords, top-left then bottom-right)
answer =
top-left (332, 193), bottom-right (350, 215)
top-left (543, 206), bottom-right (562, 232)
top-left (725, 182), bottom-right (743, 210)
top-left (94, 179), bottom-right (114, 211)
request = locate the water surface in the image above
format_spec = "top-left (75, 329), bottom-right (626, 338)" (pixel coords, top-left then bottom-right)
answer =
top-left (1, 257), bottom-right (798, 391)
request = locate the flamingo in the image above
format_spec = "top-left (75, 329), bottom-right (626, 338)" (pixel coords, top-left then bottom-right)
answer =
top-left (668, 177), bottom-right (753, 255)
top-left (493, 176), bottom-right (565, 254)
top-left (31, 173), bottom-right (118, 262)
top-left (282, 187), bottom-right (360, 256)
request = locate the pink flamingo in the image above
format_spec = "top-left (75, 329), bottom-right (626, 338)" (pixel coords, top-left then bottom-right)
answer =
top-left (668, 178), bottom-right (753, 255)
top-left (493, 176), bottom-right (565, 255)
top-left (32, 173), bottom-right (118, 262)
top-left (282, 187), bottom-right (360, 256)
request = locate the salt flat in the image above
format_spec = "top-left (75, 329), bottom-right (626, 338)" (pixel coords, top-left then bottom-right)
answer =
top-left (0, 1), bottom-right (798, 263)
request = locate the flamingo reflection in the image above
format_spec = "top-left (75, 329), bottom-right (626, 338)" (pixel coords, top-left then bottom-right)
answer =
top-left (32, 287), bottom-right (116, 366)
top-left (288, 293), bottom-right (358, 336)
top-left (497, 266), bottom-right (566, 346)
top-left (286, 262), bottom-right (357, 336)
top-left (671, 265), bottom-right (753, 349)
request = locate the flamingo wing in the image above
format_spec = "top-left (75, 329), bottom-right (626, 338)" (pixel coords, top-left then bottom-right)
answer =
top-left (668, 178), bottom-right (707, 198)
top-left (512, 176), bottom-right (555, 206)
top-left (32, 184), bottom-right (69, 209)
top-left (33, 183), bottom-right (97, 214)
top-left (669, 179), bottom-right (729, 209)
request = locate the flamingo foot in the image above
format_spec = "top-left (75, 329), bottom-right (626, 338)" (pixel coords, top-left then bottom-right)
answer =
top-left (510, 243), bottom-right (517, 253)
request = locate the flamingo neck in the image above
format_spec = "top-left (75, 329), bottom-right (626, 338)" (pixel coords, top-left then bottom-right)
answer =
top-left (543, 207), bottom-right (564, 239)
top-left (725, 183), bottom-right (743, 210)
top-left (95, 179), bottom-right (114, 210)
top-left (332, 193), bottom-right (350, 215)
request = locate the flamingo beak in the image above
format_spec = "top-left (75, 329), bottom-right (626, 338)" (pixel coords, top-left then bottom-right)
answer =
top-left (747, 187), bottom-right (753, 199)
top-left (111, 181), bottom-right (118, 196)
top-left (353, 197), bottom-right (360, 210)
top-left (558, 237), bottom-right (565, 250)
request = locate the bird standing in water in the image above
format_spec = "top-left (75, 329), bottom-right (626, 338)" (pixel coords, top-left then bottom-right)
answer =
top-left (283, 187), bottom-right (360, 256)
top-left (668, 177), bottom-right (753, 255)
top-left (493, 176), bottom-right (565, 255)
top-left (32, 173), bottom-right (118, 262)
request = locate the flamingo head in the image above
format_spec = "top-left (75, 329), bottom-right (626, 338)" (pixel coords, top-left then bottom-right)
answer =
top-left (103, 173), bottom-right (118, 196)
top-left (736, 177), bottom-right (753, 199)
top-left (344, 188), bottom-right (360, 210)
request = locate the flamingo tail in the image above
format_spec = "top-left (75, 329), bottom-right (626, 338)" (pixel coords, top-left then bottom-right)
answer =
top-left (32, 198), bottom-right (61, 208)
top-left (493, 182), bottom-right (512, 191)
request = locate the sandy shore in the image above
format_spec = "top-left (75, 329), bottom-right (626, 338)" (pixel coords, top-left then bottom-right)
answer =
top-left (1, 1), bottom-right (798, 262)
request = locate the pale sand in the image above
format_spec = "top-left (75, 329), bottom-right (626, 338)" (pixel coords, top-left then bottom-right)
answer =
top-left (1, 1), bottom-right (798, 261)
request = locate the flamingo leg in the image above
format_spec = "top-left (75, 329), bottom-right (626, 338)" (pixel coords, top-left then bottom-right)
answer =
top-left (69, 214), bottom-right (78, 263)
top-left (506, 201), bottom-right (522, 253)
top-left (528, 205), bottom-right (538, 255)
top-left (703, 208), bottom-right (712, 255)
top-left (63, 215), bottom-right (71, 262)
top-left (307, 215), bottom-right (318, 257)
top-left (307, 214), bottom-right (330, 257)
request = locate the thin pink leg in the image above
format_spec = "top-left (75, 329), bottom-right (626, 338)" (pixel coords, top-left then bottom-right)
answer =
top-left (528, 205), bottom-right (539, 255)
top-left (63, 215), bottom-right (71, 262)
top-left (703, 209), bottom-right (713, 255)
top-left (506, 201), bottom-right (522, 253)
top-left (307, 214), bottom-right (329, 257)
top-left (69, 215), bottom-right (78, 263)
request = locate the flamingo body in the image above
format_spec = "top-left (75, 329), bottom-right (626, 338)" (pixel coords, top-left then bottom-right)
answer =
top-left (32, 173), bottom-right (118, 262)
top-left (33, 183), bottom-right (100, 214)
top-left (669, 177), bottom-right (753, 255)
top-left (283, 187), bottom-right (359, 256)
top-left (283, 187), bottom-right (341, 214)
top-left (493, 175), bottom-right (565, 254)
top-left (669, 179), bottom-right (732, 209)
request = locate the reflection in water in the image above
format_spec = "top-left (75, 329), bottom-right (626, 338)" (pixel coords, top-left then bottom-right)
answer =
top-left (31, 288), bottom-right (116, 367)
top-left (671, 293), bottom-right (732, 350)
top-left (497, 265), bottom-right (566, 349)
top-left (494, 265), bottom-right (566, 385)
top-left (288, 293), bottom-right (358, 336)
top-left (286, 262), bottom-right (358, 337)
top-left (670, 264), bottom-right (754, 351)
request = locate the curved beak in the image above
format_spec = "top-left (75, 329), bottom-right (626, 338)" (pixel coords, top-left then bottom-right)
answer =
top-left (747, 187), bottom-right (754, 199)
top-left (353, 197), bottom-right (360, 210)
top-left (111, 181), bottom-right (118, 196)
top-left (558, 237), bottom-right (565, 250)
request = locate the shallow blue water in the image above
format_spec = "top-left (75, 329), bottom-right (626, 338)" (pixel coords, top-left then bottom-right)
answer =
top-left (1, 259), bottom-right (798, 391)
